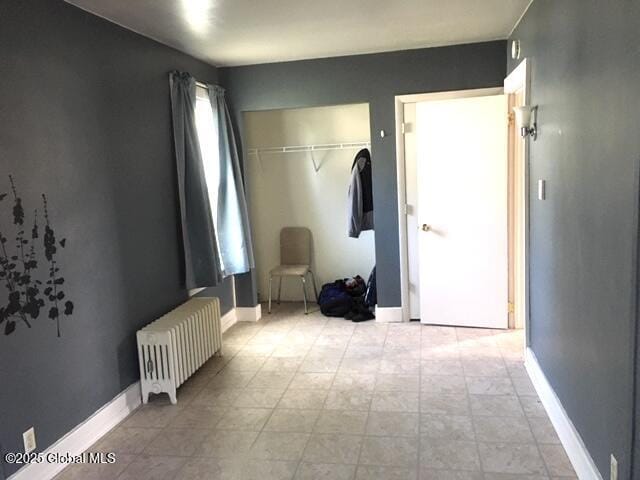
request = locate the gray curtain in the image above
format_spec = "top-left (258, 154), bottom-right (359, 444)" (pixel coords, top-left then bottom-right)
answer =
top-left (169, 71), bottom-right (223, 289)
top-left (208, 85), bottom-right (255, 276)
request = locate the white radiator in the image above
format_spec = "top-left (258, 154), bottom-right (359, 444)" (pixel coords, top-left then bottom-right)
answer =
top-left (137, 297), bottom-right (222, 404)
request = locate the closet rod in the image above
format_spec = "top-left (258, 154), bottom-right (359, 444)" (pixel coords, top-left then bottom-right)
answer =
top-left (246, 141), bottom-right (370, 156)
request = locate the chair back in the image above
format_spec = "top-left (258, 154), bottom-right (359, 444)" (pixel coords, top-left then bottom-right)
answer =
top-left (280, 227), bottom-right (312, 266)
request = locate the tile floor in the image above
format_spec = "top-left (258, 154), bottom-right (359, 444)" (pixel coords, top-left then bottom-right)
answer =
top-left (55, 303), bottom-right (577, 480)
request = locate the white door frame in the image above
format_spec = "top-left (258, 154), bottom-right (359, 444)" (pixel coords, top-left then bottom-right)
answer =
top-left (503, 58), bottom-right (531, 348)
top-left (394, 59), bottom-right (530, 341)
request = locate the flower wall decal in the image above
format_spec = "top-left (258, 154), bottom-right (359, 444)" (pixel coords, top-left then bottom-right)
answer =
top-left (0, 176), bottom-right (74, 336)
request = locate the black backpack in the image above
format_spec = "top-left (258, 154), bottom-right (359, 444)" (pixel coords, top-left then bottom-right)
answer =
top-left (318, 281), bottom-right (353, 317)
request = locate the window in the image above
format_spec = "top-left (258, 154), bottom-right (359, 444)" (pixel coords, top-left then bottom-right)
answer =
top-left (194, 85), bottom-right (224, 269)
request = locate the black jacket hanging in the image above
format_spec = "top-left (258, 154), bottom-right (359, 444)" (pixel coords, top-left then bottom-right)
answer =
top-left (348, 148), bottom-right (374, 238)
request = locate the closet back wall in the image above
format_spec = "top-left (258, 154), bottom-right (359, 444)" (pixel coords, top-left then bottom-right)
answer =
top-left (244, 104), bottom-right (375, 301)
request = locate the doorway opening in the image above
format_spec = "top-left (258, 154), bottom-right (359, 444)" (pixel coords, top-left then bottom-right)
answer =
top-left (395, 60), bottom-right (530, 340)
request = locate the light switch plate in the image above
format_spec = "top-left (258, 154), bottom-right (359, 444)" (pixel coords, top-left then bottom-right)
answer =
top-left (23, 427), bottom-right (36, 454)
top-left (538, 179), bottom-right (546, 200)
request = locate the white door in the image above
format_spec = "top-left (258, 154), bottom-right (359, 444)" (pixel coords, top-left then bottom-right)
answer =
top-left (416, 94), bottom-right (508, 328)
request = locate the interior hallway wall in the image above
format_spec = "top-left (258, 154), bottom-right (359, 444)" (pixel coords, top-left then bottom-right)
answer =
top-left (243, 104), bottom-right (375, 302)
top-left (0, 1), bottom-right (229, 476)
top-left (219, 40), bottom-right (507, 309)
top-left (508, 1), bottom-right (640, 478)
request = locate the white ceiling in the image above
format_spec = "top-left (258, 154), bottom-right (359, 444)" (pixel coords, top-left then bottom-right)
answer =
top-left (66, 0), bottom-right (531, 67)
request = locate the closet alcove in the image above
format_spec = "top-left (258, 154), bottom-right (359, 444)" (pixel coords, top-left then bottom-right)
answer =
top-left (243, 103), bottom-right (375, 303)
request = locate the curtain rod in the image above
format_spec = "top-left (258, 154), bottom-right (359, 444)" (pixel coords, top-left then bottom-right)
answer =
top-left (195, 81), bottom-right (209, 89)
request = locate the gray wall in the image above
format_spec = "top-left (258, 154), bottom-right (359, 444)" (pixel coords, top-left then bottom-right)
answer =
top-left (508, 1), bottom-right (640, 478)
top-left (0, 1), bottom-right (232, 476)
top-left (219, 41), bottom-right (507, 307)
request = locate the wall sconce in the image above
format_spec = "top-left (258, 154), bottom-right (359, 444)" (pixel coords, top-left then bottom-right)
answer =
top-left (513, 105), bottom-right (538, 140)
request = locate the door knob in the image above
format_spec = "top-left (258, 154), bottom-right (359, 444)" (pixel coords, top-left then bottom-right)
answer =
top-left (421, 224), bottom-right (431, 232)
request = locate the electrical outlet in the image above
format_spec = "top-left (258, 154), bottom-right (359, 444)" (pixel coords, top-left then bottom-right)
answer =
top-left (22, 427), bottom-right (36, 454)
top-left (610, 454), bottom-right (618, 480)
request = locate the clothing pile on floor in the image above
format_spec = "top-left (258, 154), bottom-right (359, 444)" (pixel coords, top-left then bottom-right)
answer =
top-left (317, 267), bottom-right (376, 322)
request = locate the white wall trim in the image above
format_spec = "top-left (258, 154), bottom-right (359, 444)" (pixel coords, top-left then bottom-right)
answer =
top-left (187, 287), bottom-right (206, 297)
top-left (525, 348), bottom-right (603, 480)
top-left (221, 304), bottom-right (262, 332)
top-left (375, 306), bottom-right (403, 323)
top-left (236, 304), bottom-right (262, 322)
top-left (504, 57), bottom-right (529, 95)
top-left (395, 87), bottom-right (504, 106)
top-left (221, 307), bottom-right (238, 332)
top-left (504, 58), bottom-right (531, 350)
top-left (8, 382), bottom-right (141, 480)
top-left (7, 301), bottom-right (251, 480)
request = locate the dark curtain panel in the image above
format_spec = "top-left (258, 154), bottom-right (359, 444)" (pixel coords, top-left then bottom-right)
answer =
top-left (169, 71), bottom-right (223, 289)
top-left (208, 85), bottom-right (255, 276)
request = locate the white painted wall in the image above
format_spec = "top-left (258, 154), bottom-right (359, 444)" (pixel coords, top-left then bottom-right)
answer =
top-left (244, 104), bottom-right (375, 302)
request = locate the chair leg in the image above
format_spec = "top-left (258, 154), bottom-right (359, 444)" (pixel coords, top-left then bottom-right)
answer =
top-left (300, 276), bottom-right (308, 314)
top-left (277, 277), bottom-right (283, 304)
top-left (309, 270), bottom-right (319, 302)
top-left (268, 275), bottom-right (273, 314)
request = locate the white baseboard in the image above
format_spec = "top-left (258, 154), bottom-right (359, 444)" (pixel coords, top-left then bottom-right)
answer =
top-left (7, 303), bottom-right (251, 480)
top-left (8, 382), bottom-right (141, 480)
top-left (524, 348), bottom-right (603, 480)
top-left (221, 305), bottom-right (261, 332)
top-left (375, 306), bottom-right (403, 323)
top-left (220, 308), bottom-right (238, 333)
top-left (236, 304), bottom-right (262, 322)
